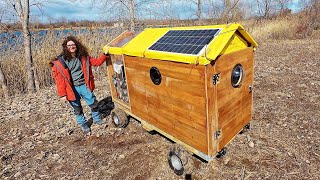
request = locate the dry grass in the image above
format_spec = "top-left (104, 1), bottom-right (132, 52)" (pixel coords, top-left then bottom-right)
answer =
top-left (0, 26), bottom-right (124, 97)
top-left (0, 38), bottom-right (318, 179)
top-left (0, 14), bottom-right (318, 98)
top-left (243, 15), bottom-right (314, 43)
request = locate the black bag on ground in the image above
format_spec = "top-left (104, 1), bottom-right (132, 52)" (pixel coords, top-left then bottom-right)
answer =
top-left (97, 96), bottom-right (114, 116)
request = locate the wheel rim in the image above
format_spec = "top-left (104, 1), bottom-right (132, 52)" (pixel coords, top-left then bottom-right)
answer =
top-left (170, 154), bottom-right (183, 171)
top-left (113, 114), bottom-right (119, 125)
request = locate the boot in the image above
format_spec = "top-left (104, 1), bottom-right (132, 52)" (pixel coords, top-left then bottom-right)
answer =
top-left (80, 122), bottom-right (91, 134)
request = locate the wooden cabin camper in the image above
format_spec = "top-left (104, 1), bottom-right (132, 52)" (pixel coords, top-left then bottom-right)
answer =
top-left (103, 24), bottom-right (258, 175)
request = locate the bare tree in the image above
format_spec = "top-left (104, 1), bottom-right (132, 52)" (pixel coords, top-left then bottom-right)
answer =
top-left (188, 0), bottom-right (203, 23)
top-left (298, 0), bottom-right (313, 10)
top-left (299, 0), bottom-right (319, 13)
top-left (276, 0), bottom-right (292, 11)
top-left (0, 63), bottom-right (9, 100)
top-left (0, 2), bottom-right (11, 99)
top-left (144, 0), bottom-right (182, 21)
top-left (205, 0), bottom-right (223, 20)
top-left (187, 0), bottom-right (203, 23)
top-left (220, 0), bottom-right (242, 23)
top-left (275, 0), bottom-right (292, 16)
top-left (92, 0), bottom-right (163, 31)
top-left (299, 0), bottom-right (320, 28)
top-left (197, 0), bottom-right (202, 22)
top-left (129, 0), bottom-right (135, 31)
top-left (0, 1), bottom-right (13, 30)
top-left (5, 0), bottom-right (41, 92)
top-left (256, 0), bottom-right (277, 19)
top-left (92, 0), bottom-right (138, 31)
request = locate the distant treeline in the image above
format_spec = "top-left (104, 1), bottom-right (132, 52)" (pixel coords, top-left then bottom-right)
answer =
top-left (0, 19), bottom-right (213, 32)
top-left (0, 20), bottom-right (113, 32)
top-left (1, 8), bottom-right (316, 32)
top-left (0, 19), bottom-right (211, 31)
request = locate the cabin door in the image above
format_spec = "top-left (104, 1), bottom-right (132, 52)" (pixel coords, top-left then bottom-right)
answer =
top-left (214, 47), bottom-right (254, 151)
top-left (107, 55), bottom-right (130, 107)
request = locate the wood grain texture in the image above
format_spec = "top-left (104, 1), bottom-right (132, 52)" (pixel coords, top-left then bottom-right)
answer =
top-left (205, 62), bottom-right (218, 156)
top-left (214, 47), bottom-right (254, 150)
top-left (116, 47), bottom-right (254, 155)
top-left (124, 56), bottom-right (208, 154)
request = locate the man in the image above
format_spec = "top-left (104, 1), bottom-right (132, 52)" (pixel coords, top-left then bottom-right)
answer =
top-left (50, 36), bottom-right (110, 134)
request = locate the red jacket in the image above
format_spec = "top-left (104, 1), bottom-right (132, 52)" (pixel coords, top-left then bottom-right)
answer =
top-left (50, 54), bottom-right (110, 101)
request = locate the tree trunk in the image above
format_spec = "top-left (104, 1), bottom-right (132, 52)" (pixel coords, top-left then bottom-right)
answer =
top-left (197, 0), bottom-right (202, 24)
top-left (17, 0), bottom-right (36, 92)
top-left (34, 67), bottom-right (40, 90)
top-left (221, 0), bottom-right (240, 23)
top-left (23, 24), bottom-right (36, 92)
top-left (264, 0), bottom-right (271, 18)
top-left (0, 63), bottom-right (9, 100)
top-left (129, 0), bottom-right (135, 31)
top-left (222, 0), bottom-right (231, 23)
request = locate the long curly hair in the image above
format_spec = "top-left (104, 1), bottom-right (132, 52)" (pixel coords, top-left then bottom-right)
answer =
top-left (61, 36), bottom-right (88, 60)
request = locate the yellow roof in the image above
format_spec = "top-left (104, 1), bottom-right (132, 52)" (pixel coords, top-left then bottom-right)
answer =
top-left (104, 23), bottom-right (258, 65)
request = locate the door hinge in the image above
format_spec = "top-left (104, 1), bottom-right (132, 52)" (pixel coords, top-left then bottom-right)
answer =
top-left (249, 85), bottom-right (254, 93)
top-left (214, 129), bottom-right (222, 139)
top-left (212, 73), bottom-right (220, 85)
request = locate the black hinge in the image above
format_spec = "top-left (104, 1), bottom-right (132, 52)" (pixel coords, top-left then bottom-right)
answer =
top-left (212, 73), bottom-right (220, 85)
top-left (214, 129), bottom-right (221, 139)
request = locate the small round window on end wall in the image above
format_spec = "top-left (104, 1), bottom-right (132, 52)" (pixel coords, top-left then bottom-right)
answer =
top-left (150, 67), bottom-right (162, 85)
top-left (231, 64), bottom-right (244, 88)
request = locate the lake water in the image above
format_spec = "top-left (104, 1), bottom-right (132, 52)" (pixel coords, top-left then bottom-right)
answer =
top-left (0, 27), bottom-right (123, 53)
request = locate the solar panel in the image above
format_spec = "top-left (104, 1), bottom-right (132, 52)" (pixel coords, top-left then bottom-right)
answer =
top-left (149, 29), bottom-right (221, 55)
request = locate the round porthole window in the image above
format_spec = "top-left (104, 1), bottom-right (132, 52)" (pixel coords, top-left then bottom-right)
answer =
top-left (231, 64), bottom-right (244, 88)
top-left (150, 67), bottom-right (161, 85)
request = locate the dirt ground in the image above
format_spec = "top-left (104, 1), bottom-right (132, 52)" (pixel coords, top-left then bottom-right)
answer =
top-left (0, 38), bottom-right (319, 179)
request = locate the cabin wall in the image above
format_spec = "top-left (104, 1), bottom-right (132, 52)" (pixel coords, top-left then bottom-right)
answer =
top-left (214, 47), bottom-right (254, 150)
top-left (205, 62), bottom-right (218, 157)
top-left (124, 56), bottom-right (209, 154)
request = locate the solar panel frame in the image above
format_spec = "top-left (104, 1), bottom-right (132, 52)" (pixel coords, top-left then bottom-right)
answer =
top-left (148, 28), bottom-right (222, 56)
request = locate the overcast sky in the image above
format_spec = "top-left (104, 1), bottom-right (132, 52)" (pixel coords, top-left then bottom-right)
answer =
top-left (31, 0), bottom-right (100, 22)
top-left (29, 0), bottom-right (303, 23)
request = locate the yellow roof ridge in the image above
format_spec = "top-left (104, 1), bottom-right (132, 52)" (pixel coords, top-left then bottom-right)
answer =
top-left (108, 23), bottom-right (258, 65)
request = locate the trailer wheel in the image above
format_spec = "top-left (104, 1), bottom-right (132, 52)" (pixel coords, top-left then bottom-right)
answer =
top-left (239, 122), bottom-right (251, 134)
top-left (244, 122), bottom-right (251, 130)
top-left (111, 109), bottom-right (128, 128)
top-left (168, 144), bottom-right (192, 176)
top-left (216, 147), bottom-right (227, 158)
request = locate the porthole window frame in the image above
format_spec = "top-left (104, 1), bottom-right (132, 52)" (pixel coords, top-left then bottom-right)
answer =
top-left (150, 67), bottom-right (162, 85)
top-left (231, 64), bottom-right (245, 88)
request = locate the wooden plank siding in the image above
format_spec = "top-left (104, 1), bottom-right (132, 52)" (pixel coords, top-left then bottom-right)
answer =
top-left (205, 61), bottom-right (218, 157)
top-left (215, 47), bottom-right (254, 150)
top-left (124, 56), bottom-right (209, 154)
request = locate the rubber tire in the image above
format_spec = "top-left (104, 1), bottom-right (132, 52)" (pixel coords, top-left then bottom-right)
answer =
top-left (244, 122), bottom-right (251, 130)
top-left (216, 147), bottom-right (227, 158)
top-left (239, 122), bottom-right (251, 134)
top-left (168, 144), bottom-right (193, 176)
top-left (111, 109), bottom-right (129, 128)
